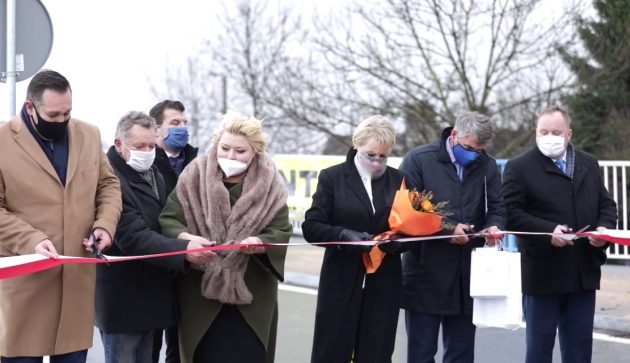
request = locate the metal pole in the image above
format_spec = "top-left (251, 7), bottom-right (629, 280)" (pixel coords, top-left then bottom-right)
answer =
top-left (6, 0), bottom-right (17, 117)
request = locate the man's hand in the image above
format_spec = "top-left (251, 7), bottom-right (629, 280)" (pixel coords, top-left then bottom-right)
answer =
top-left (240, 236), bottom-right (265, 255)
top-left (589, 226), bottom-right (609, 247)
top-left (551, 224), bottom-right (573, 247)
top-left (185, 238), bottom-right (216, 269)
top-left (450, 223), bottom-right (471, 245)
top-left (484, 226), bottom-right (503, 247)
top-left (82, 228), bottom-right (113, 253)
top-left (34, 239), bottom-right (59, 259)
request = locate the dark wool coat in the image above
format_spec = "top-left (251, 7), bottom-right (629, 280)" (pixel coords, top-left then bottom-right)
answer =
top-left (154, 144), bottom-right (198, 196)
top-left (501, 146), bottom-right (617, 295)
top-left (398, 127), bottom-right (507, 316)
top-left (95, 147), bottom-right (190, 333)
top-left (302, 148), bottom-right (404, 363)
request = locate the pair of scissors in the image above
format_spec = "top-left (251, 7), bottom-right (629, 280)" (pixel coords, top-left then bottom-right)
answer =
top-left (89, 232), bottom-right (109, 265)
top-left (566, 225), bottom-right (591, 240)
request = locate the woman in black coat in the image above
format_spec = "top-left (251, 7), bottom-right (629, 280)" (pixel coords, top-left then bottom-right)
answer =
top-left (302, 115), bottom-right (403, 363)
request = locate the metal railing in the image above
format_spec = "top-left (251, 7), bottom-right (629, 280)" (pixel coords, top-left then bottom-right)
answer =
top-left (600, 161), bottom-right (630, 259)
top-left (279, 156), bottom-right (630, 260)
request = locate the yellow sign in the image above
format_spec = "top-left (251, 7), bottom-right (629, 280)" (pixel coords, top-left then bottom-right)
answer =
top-left (272, 154), bottom-right (402, 224)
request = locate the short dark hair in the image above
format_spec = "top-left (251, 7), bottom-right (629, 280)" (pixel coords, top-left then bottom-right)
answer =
top-left (149, 100), bottom-right (185, 126)
top-left (26, 70), bottom-right (72, 106)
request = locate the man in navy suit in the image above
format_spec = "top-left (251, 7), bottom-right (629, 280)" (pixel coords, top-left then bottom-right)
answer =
top-left (502, 105), bottom-right (618, 363)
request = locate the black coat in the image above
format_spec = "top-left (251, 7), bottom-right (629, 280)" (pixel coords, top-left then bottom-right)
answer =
top-left (398, 127), bottom-right (507, 315)
top-left (302, 148), bottom-right (403, 363)
top-left (154, 144), bottom-right (199, 196)
top-left (501, 146), bottom-right (617, 295)
top-left (95, 146), bottom-right (190, 333)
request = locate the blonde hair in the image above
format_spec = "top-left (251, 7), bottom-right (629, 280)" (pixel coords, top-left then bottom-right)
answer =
top-left (352, 115), bottom-right (396, 150)
top-left (211, 112), bottom-right (266, 153)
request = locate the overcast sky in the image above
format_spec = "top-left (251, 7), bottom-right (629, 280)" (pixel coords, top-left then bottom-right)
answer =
top-left (0, 0), bottom-right (235, 144)
top-left (0, 0), bottom-right (585, 146)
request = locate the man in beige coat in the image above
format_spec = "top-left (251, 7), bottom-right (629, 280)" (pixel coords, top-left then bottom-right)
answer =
top-left (0, 70), bottom-right (122, 362)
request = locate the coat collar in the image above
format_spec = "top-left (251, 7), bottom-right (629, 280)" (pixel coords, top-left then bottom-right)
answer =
top-left (532, 145), bottom-right (590, 188)
top-left (65, 120), bottom-right (84, 185)
top-left (343, 147), bottom-right (380, 219)
top-left (11, 113), bottom-right (84, 186)
top-left (533, 145), bottom-right (576, 176)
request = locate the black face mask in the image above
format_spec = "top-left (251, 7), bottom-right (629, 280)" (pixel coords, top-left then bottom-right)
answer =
top-left (32, 106), bottom-right (69, 140)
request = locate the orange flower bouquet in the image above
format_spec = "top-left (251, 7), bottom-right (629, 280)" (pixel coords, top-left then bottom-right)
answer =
top-left (364, 179), bottom-right (454, 273)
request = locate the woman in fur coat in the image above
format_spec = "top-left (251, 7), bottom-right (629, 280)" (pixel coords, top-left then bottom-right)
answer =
top-left (159, 112), bottom-right (292, 363)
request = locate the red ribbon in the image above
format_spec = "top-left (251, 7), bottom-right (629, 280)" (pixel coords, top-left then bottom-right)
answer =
top-left (1, 230), bottom-right (628, 280)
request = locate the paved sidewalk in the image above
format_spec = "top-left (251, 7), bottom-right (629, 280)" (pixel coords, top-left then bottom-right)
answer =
top-left (284, 236), bottom-right (630, 335)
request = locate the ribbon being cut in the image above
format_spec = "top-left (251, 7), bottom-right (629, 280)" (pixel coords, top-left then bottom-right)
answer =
top-left (2, 223), bottom-right (630, 280)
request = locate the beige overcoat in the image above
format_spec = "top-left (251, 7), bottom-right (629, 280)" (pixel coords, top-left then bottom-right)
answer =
top-left (0, 115), bottom-right (122, 357)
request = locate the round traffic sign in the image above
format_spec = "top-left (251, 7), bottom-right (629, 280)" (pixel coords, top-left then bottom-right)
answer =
top-left (0, 0), bottom-right (54, 82)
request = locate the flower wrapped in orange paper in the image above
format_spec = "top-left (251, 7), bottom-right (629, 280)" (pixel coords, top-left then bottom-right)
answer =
top-left (363, 179), bottom-right (454, 273)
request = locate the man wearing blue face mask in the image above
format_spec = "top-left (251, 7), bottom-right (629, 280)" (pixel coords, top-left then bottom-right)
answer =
top-left (150, 100), bottom-right (199, 198)
top-left (399, 111), bottom-right (506, 363)
top-left (148, 100), bottom-right (199, 363)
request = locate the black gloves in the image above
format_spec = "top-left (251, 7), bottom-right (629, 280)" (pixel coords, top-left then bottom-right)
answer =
top-left (339, 228), bottom-right (372, 242)
top-left (338, 228), bottom-right (373, 253)
top-left (376, 240), bottom-right (403, 254)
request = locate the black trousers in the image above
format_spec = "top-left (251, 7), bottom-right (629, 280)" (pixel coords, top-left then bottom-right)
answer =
top-left (153, 325), bottom-right (180, 363)
top-left (193, 305), bottom-right (266, 363)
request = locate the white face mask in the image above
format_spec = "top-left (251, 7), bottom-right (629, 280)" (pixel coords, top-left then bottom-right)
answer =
top-left (537, 135), bottom-right (566, 159)
top-left (218, 157), bottom-right (250, 178)
top-left (357, 152), bottom-right (388, 179)
top-left (123, 143), bottom-right (156, 172)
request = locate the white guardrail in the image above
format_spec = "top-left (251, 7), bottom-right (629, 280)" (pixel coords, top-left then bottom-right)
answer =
top-left (273, 155), bottom-right (630, 260)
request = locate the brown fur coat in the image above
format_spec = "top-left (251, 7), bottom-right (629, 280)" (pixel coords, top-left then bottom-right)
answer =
top-left (176, 146), bottom-right (287, 304)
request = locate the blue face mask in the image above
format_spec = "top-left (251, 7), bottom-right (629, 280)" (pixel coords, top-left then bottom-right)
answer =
top-left (163, 127), bottom-right (189, 149)
top-left (453, 143), bottom-right (481, 167)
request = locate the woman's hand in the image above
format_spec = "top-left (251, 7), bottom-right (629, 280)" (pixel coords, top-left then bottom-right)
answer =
top-left (239, 236), bottom-right (265, 254)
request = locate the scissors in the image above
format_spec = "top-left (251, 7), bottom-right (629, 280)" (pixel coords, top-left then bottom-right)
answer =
top-left (566, 225), bottom-right (590, 240)
top-left (89, 232), bottom-right (110, 265)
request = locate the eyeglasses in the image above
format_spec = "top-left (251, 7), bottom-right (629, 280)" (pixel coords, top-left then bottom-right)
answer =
top-left (359, 151), bottom-right (389, 163)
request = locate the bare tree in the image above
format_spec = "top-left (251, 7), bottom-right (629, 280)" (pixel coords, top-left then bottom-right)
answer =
top-left (202, 0), bottom-right (329, 153)
top-left (154, 0), bottom-right (580, 156)
top-left (272, 0), bottom-right (580, 156)
top-left (152, 0), bottom-right (320, 153)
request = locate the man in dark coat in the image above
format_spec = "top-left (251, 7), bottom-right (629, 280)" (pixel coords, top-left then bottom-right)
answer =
top-left (501, 105), bottom-right (617, 363)
top-left (149, 100), bottom-right (198, 362)
top-left (399, 111), bottom-right (506, 363)
top-left (96, 111), bottom-right (214, 362)
top-left (150, 100), bottom-right (199, 196)
top-left (302, 115), bottom-right (404, 363)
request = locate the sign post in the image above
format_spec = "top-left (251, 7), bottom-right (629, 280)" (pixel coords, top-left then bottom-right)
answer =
top-left (0, 0), bottom-right (53, 117)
